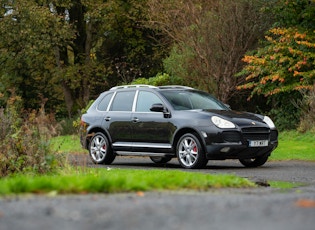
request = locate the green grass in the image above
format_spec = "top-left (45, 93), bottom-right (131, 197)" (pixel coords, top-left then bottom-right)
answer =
top-left (3, 130), bottom-right (308, 196)
top-left (269, 181), bottom-right (305, 190)
top-left (0, 168), bottom-right (255, 195)
top-left (271, 131), bottom-right (315, 161)
top-left (50, 135), bottom-right (87, 153)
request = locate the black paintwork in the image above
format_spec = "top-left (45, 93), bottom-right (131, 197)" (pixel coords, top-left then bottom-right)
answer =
top-left (80, 85), bottom-right (278, 162)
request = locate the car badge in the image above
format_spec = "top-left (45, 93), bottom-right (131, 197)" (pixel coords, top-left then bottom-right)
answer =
top-left (252, 122), bottom-right (256, 125)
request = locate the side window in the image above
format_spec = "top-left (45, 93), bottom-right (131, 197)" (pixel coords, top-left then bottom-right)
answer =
top-left (110, 91), bottom-right (136, 111)
top-left (97, 92), bottom-right (114, 111)
top-left (136, 91), bottom-right (163, 112)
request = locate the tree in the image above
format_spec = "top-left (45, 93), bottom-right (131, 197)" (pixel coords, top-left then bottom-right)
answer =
top-left (147, 0), bottom-right (273, 103)
top-left (0, 0), bottom-right (167, 117)
top-left (237, 0), bottom-right (315, 130)
top-left (237, 27), bottom-right (315, 98)
top-left (0, 0), bottom-right (74, 114)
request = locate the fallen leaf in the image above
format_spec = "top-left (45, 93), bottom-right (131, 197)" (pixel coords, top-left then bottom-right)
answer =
top-left (295, 199), bottom-right (315, 208)
top-left (136, 191), bottom-right (145, 197)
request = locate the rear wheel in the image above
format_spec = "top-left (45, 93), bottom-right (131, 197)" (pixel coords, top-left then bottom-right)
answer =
top-left (89, 132), bottom-right (115, 164)
top-left (176, 133), bottom-right (208, 169)
top-left (239, 155), bottom-right (269, 168)
top-left (150, 156), bottom-right (173, 164)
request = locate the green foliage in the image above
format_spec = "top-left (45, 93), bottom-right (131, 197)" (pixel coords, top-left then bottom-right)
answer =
top-left (265, 93), bottom-right (302, 131)
top-left (0, 0), bottom-right (74, 110)
top-left (0, 0), bottom-right (168, 116)
top-left (271, 0), bottom-right (315, 29)
top-left (131, 73), bottom-right (183, 86)
top-left (0, 93), bottom-right (65, 177)
top-left (0, 168), bottom-right (255, 195)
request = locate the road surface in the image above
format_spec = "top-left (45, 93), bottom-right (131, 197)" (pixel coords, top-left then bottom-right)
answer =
top-left (1, 156), bottom-right (314, 230)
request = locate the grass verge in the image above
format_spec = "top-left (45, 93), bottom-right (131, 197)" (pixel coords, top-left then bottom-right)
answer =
top-left (0, 168), bottom-right (255, 195)
top-left (269, 181), bottom-right (305, 190)
top-left (271, 131), bottom-right (315, 161)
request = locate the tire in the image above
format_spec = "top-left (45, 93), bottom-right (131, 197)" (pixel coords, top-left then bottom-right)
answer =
top-left (239, 155), bottom-right (269, 168)
top-left (150, 156), bottom-right (173, 164)
top-left (176, 133), bottom-right (208, 169)
top-left (89, 132), bottom-right (116, 164)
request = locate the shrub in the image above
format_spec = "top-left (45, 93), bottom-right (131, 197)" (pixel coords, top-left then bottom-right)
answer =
top-left (131, 73), bottom-right (183, 86)
top-left (0, 93), bottom-right (65, 177)
top-left (297, 88), bottom-right (315, 132)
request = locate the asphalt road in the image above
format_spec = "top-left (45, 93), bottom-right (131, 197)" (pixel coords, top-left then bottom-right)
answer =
top-left (1, 156), bottom-right (315, 230)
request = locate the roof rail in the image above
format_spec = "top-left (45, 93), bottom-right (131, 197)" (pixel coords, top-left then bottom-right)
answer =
top-left (110, 84), bottom-right (157, 90)
top-left (158, 85), bottom-right (194, 90)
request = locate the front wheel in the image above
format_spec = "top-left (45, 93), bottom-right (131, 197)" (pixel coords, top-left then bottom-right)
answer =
top-left (89, 132), bottom-right (116, 164)
top-left (239, 155), bottom-right (269, 168)
top-left (176, 133), bottom-right (208, 169)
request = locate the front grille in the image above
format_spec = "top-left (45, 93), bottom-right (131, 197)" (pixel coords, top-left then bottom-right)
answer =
top-left (221, 128), bottom-right (277, 143)
top-left (243, 133), bottom-right (269, 140)
top-left (222, 131), bottom-right (241, 142)
top-left (242, 127), bottom-right (269, 133)
top-left (242, 127), bottom-right (270, 141)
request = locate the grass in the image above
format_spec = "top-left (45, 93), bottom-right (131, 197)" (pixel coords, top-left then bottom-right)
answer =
top-left (50, 135), bottom-right (87, 154)
top-left (1, 130), bottom-right (312, 196)
top-left (271, 130), bottom-right (315, 161)
top-left (269, 181), bottom-right (305, 190)
top-left (0, 168), bottom-right (255, 195)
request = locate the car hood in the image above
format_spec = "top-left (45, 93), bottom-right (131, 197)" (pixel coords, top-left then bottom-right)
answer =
top-left (199, 109), bottom-right (267, 128)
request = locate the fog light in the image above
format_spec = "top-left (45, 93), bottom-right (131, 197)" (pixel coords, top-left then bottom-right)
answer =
top-left (220, 147), bottom-right (231, 153)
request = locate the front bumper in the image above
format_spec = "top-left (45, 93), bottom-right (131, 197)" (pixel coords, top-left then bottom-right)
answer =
top-left (201, 127), bottom-right (278, 160)
top-left (205, 141), bottom-right (278, 160)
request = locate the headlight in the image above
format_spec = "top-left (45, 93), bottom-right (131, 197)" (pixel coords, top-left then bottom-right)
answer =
top-left (211, 116), bottom-right (235, 129)
top-left (263, 116), bottom-right (276, 129)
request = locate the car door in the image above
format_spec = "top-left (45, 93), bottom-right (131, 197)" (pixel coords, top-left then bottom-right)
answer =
top-left (131, 90), bottom-right (175, 152)
top-left (102, 90), bottom-right (136, 151)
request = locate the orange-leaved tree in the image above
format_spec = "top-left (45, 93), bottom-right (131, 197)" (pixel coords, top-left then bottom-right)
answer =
top-left (237, 27), bottom-right (315, 99)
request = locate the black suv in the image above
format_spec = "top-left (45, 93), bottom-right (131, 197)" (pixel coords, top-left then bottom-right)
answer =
top-left (80, 85), bottom-right (278, 169)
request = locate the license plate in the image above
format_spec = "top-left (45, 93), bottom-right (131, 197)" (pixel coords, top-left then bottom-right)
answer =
top-left (249, 140), bottom-right (268, 147)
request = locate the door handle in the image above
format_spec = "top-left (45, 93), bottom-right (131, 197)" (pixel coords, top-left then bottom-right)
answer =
top-left (104, 117), bottom-right (111, 121)
top-left (132, 117), bottom-right (139, 123)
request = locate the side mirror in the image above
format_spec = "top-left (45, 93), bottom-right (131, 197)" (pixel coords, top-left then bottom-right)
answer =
top-left (150, 103), bottom-right (165, 112)
top-left (150, 103), bottom-right (171, 118)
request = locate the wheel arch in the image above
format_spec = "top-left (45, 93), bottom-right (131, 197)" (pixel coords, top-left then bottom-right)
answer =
top-left (172, 128), bottom-right (206, 152)
top-left (86, 127), bottom-right (112, 149)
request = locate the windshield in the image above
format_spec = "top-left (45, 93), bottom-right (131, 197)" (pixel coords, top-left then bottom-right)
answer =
top-left (160, 90), bottom-right (229, 111)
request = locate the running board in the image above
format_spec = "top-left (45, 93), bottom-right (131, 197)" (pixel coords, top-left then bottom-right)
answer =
top-left (115, 151), bottom-right (173, 157)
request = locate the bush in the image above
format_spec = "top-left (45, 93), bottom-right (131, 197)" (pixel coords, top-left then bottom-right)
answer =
top-left (297, 88), bottom-right (315, 132)
top-left (131, 73), bottom-right (183, 86)
top-left (58, 117), bottom-right (79, 135)
top-left (0, 93), bottom-right (65, 177)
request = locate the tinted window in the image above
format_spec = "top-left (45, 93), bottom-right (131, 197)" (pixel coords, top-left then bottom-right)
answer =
top-left (110, 91), bottom-right (136, 111)
top-left (161, 90), bottom-right (228, 110)
top-left (136, 91), bottom-right (163, 112)
top-left (98, 92), bottom-right (114, 111)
